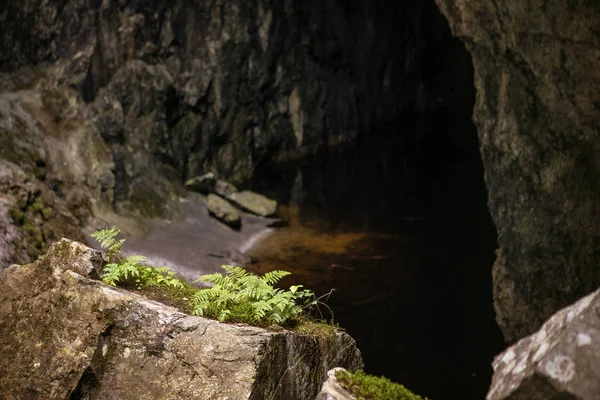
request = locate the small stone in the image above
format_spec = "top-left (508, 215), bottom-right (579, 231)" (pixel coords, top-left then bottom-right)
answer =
top-left (185, 172), bottom-right (216, 194)
top-left (226, 191), bottom-right (278, 217)
top-left (316, 368), bottom-right (358, 400)
top-left (206, 194), bottom-right (241, 229)
top-left (214, 180), bottom-right (239, 198)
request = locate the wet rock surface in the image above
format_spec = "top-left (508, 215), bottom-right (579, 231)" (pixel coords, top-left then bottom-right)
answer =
top-left (0, 239), bottom-right (363, 400)
top-left (118, 195), bottom-right (277, 283)
top-left (435, 0), bottom-right (600, 342)
top-left (487, 287), bottom-right (600, 400)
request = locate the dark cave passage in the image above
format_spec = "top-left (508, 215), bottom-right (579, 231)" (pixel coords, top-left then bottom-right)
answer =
top-left (246, 1), bottom-right (507, 399)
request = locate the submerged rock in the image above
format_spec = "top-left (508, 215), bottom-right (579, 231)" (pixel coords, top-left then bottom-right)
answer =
top-left (487, 287), bottom-right (600, 400)
top-left (206, 193), bottom-right (241, 229)
top-left (227, 190), bottom-right (278, 217)
top-left (0, 239), bottom-right (363, 399)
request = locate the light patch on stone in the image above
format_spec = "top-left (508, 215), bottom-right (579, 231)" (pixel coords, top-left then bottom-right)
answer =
top-left (533, 341), bottom-right (550, 363)
top-left (258, 5), bottom-right (272, 52)
top-left (501, 350), bottom-right (516, 365)
top-left (567, 310), bottom-right (576, 323)
top-left (576, 333), bottom-right (591, 346)
top-left (512, 356), bottom-right (527, 375)
top-left (536, 328), bottom-right (546, 343)
top-left (123, 347), bottom-right (131, 359)
top-left (289, 87), bottom-right (304, 147)
top-left (102, 343), bottom-right (109, 357)
top-left (544, 355), bottom-right (575, 383)
top-left (33, 362), bottom-right (40, 368)
top-left (52, 267), bottom-right (63, 280)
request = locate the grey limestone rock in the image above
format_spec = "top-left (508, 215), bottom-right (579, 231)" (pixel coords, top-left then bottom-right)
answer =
top-left (487, 287), bottom-right (600, 400)
top-left (0, 239), bottom-right (364, 400)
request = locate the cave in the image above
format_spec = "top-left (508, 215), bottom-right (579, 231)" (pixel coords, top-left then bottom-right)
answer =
top-left (1, 0), bottom-right (599, 399)
top-left (244, 2), bottom-right (507, 399)
top-left (0, 0), bottom-right (506, 398)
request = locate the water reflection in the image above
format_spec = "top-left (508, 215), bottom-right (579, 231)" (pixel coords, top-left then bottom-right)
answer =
top-left (247, 131), bottom-right (505, 400)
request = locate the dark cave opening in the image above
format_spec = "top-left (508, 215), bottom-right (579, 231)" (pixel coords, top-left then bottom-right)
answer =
top-left (248, 1), bottom-right (507, 399)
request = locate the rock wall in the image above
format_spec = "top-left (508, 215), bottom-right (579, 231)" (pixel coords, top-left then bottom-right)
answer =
top-left (0, 0), bottom-right (449, 267)
top-left (434, 0), bottom-right (600, 342)
top-left (0, 239), bottom-right (363, 399)
top-left (0, 0), bottom-right (423, 190)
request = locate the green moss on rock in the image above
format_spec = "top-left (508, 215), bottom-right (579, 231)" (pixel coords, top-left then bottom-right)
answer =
top-left (335, 369), bottom-right (428, 400)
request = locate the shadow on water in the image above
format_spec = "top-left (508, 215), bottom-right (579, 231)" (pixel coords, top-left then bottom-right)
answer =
top-left (247, 120), bottom-right (506, 399)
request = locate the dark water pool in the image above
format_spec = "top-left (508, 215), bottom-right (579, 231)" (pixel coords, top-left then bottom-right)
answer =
top-left (246, 129), bottom-right (506, 399)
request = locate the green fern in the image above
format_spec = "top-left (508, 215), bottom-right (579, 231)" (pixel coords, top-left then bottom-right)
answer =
top-left (91, 226), bottom-right (125, 260)
top-left (91, 227), bottom-right (182, 290)
top-left (191, 265), bottom-right (315, 325)
top-left (91, 228), bottom-right (331, 330)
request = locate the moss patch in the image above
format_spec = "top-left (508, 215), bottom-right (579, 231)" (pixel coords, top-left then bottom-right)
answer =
top-left (335, 369), bottom-right (429, 400)
top-left (8, 206), bottom-right (25, 225)
top-left (127, 278), bottom-right (197, 315)
top-left (8, 196), bottom-right (50, 259)
top-left (290, 317), bottom-right (338, 340)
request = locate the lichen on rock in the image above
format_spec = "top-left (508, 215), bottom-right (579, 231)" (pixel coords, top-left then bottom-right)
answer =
top-left (487, 287), bottom-right (600, 400)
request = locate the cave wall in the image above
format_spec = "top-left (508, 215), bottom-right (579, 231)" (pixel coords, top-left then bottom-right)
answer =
top-left (0, 0), bottom-right (420, 202)
top-left (0, 0), bottom-right (447, 267)
top-left (434, 0), bottom-right (600, 342)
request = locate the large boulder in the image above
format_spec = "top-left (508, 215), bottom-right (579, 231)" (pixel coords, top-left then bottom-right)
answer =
top-left (487, 287), bottom-right (600, 400)
top-left (0, 239), bottom-right (363, 399)
top-left (434, 0), bottom-right (600, 342)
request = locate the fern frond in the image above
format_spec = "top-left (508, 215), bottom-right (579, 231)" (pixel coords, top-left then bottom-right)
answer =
top-left (222, 265), bottom-right (250, 280)
top-left (118, 259), bottom-right (141, 281)
top-left (218, 309), bottom-right (232, 322)
top-left (101, 263), bottom-right (121, 286)
top-left (196, 272), bottom-right (228, 286)
top-left (91, 227), bottom-right (125, 260)
top-left (262, 270), bottom-right (291, 285)
top-left (191, 262), bottom-right (320, 326)
top-left (192, 288), bottom-right (221, 302)
top-left (91, 227), bottom-right (120, 248)
top-left (122, 254), bottom-right (147, 265)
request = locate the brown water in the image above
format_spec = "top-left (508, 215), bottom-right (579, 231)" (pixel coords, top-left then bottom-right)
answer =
top-left (246, 131), bottom-right (506, 400)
